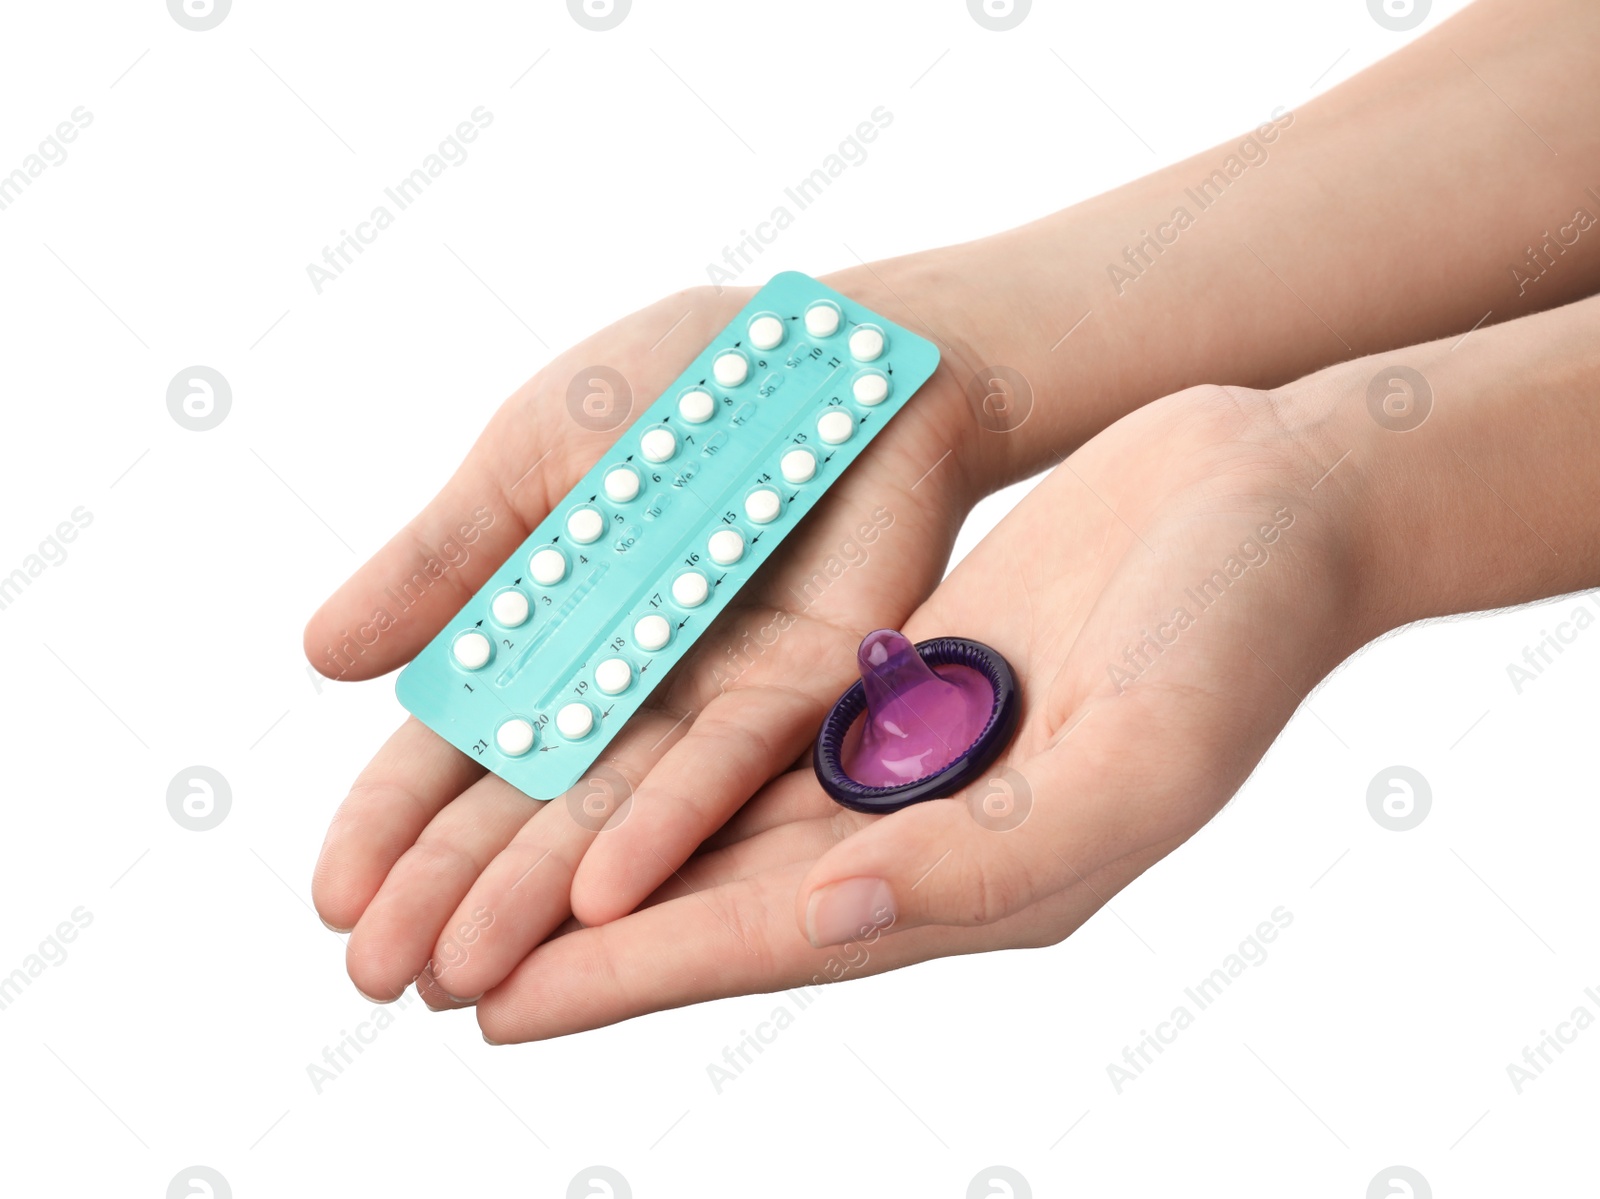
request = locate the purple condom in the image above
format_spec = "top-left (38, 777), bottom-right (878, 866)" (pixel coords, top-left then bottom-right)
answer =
top-left (813, 630), bottom-right (1020, 813)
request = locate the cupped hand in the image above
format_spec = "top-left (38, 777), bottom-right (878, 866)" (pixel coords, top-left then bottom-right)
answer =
top-left (306, 262), bottom-right (1001, 1005)
top-left (466, 381), bottom-right (1377, 1040)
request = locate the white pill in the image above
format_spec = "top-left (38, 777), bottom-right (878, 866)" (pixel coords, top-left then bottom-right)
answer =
top-left (748, 315), bottom-right (784, 350)
top-left (491, 589), bottom-right (530, 627)
top-left (496, 718), bottom-right (535, 756)
top-left (452, 631), bottom-right (491, 670)
top-left (530, 547), bottom-right (567, 586)
top-left (595, 657), bottom-right (633, 695)
top-left (566, 507), bottom-right (604, 544)
top-left (678, 389), bottom-right (715, 424)
top-left (848, 327), bottom-right (885, 361)
top-left (641, 426), bottom-right (678, 463)
top-left (780, 448), bottom-right (816, 484)
top-left (805, 304), bottom-right (840, 338)
top-left (817, 410), bottom-right (855, 445)
top-left (604, 467), bottom-right (640, 503)
top-left (708, 528), bottom-right (745, 565)
top-left (556, 702), bottom-right (594, 740)
top-left (713, 352), bottom-right (749, 388)
top-left (852, 373), bottom-right (889, 406)
top-left (672, 570), bottom-right (709, 607)
top-left (744, 488), bottom-right (781, 524)
top-left (634, 613), bottom-right (671, 651)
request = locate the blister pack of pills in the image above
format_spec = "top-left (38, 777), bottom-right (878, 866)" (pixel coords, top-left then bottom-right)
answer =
top-left (396, 271), bottom-right (941, 800)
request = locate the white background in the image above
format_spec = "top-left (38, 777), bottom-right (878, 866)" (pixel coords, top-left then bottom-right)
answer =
top-left (2, 1), bottom-right (1595, 1196)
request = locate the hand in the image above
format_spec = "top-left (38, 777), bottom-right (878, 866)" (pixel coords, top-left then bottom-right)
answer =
top-left (465, 380), bottom-right (1372, 1037)
top-left (468, 283), bottom-right (1600, 1040)
top-left (314, 0), bottom-right (1600, 1008)
top-left (307, 255), bottom-right (1024, 1004)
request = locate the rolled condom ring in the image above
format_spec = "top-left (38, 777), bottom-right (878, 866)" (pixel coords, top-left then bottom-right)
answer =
top-left (813, 629), bottom-right (1020, 813)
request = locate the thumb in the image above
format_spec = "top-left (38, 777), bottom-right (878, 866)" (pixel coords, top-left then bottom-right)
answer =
top-left (796, 706), bottom-right (1192, 947)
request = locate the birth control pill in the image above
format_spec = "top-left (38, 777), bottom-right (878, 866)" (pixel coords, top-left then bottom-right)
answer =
top-left (566, 507), bottom-right (605, 544)
top-left (804, 303), bottom-right (840, 338)
top-left (491, 589), bottom-right (530, 627)
top-left (744, 488), bottom-right (781, 524)
top-left (780, 448), bottom-right (817, 484)
top-left (678, 389), bottom-right (715, 424)
top-left (641, 426), bottom-right (678, 463)
top-left (452, 631), bottom-right (491, 670)
top-left (672, 570), bottom-right (709, 607)
top-left (713, 352), bottom-right (749, 388)
top-left (604, 467), bottom-right (640, 503)
top-left (556, 702), bottom-right (594, 740)
top-left (852, 373), bottom-right (889, 406)
top-left (595, 657), bottom-right (633, 695)
top-left (817, 410), bottom-right (855, 445)
top-left (848, 327), bottom-right (884, 362)
top-left (748, 315), bottom-right (785, 351)
top-left (496, 718), bottom-right (535, 756)
top-left (634, 613), bottom-right (671, 651)
top-left (530, 547), bottom-right (567, 586)
top-left (598, 656), bottom-right (633, 691)
top-left (708, 528), bottom-right (745, 565)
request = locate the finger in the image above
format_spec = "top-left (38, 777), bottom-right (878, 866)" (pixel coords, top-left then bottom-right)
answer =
top-left (569, 655), bottom-right (854, 926)
top-left (415, 966), bottom-right (478, 1011)
top-left (651, 768), bottom-right (879, 904)
top-left (312, 718), bottom-right (483, 933)
top-left (700, 767), bottom-right (852, 851)
top-left (303, 402), bottom-right (583, 681)
top-left (793, 692), bottom-right (1232, 945)
top-left (421, 705), bottom-right (691, 999)
top-left (419, 775), bottom-right (609, 1002)
top-left (645, 812), bottom-right (843, 906)
top-left (344, 772), bottom-right (539, 1002)
top-left (476, 860), bottom-right (1081, 1044)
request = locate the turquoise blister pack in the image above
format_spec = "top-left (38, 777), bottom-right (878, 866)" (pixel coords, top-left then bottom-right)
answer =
top-left (396, 271), bottom-right (941, 800)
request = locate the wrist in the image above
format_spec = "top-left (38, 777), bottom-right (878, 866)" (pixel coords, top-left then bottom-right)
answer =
top-left (821, 223), bottom-right (1128, 497)
top-left (1273, 297), bottom-right (1600, 641)
top-left (816, 247), bottom-right (1001, 504)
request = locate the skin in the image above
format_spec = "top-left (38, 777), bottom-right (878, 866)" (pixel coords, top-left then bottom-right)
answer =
top-left (472, 292), bottom-right (1600, 1040)
top-left (307, 0), bottom-right (1600, 1027)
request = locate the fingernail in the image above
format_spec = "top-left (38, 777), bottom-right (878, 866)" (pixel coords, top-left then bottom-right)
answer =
top-left (354, 985), bottom-right (398, 1005)
top-left (320, 917), bottom-right (353, 934)
top-left (483, 1031), bottom-right (502, 1046)
top-left (805, 877), bottom-right (895, 948)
